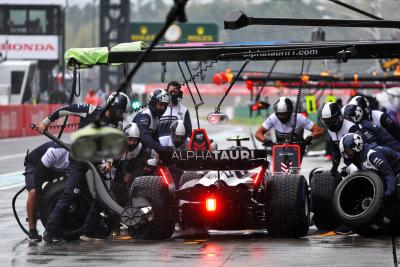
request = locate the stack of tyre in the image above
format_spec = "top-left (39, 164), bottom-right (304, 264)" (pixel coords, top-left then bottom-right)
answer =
top-left (311, 170), bottom-right (400, 236)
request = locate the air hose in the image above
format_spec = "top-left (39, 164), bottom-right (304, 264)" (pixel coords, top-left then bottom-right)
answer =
top-left (289, 60), bottom-right (305, 143)
top-left (12, 185), bottom-right (29, 236)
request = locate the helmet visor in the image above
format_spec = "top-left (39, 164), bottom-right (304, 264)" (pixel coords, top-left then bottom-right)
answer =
top-left (276, 112), bottom-right (291, 123)
top-left (322, 115), bottom-right (341, 130)
top-left (342, 148), bottom-right (355, 159)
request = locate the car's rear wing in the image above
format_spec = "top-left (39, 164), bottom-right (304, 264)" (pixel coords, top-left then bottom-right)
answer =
top-left (159, 149), bottom-right (268, 171)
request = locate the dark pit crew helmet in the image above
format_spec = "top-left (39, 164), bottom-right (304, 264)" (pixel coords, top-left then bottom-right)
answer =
top-left (339, 133), bottom-right (364, 159)
top-left (106, 92), bottom-right (132, 124)
top-left (349, 96), bottom-right (371, 121)
top-left (148, 89), bottom-right (170, 117)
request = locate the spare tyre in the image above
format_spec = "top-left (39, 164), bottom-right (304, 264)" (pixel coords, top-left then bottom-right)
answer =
top-left (265, 174), bottom-right (310, 237)
top-left (333, 171), bottom-right (384, 230)
top-left (310, 171), bottom-right (341, 230)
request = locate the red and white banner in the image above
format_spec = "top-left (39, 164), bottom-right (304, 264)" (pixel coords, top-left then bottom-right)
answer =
top-left (0, 35), bottom-right (59, 60)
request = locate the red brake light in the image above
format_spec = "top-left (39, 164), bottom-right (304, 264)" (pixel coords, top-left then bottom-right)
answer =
top-left (159, 167), bottom-right (170, 185)
top-left (253, 167), bottom-right (266, 186)
top-left (205, 198), bottom-right (217, 212)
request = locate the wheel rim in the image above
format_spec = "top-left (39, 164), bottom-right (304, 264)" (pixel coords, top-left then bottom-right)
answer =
top-left (337, 176), bottom-right (376, 218)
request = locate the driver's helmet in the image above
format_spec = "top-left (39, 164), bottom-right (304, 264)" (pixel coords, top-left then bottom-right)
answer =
top-left (170, 120), bottom-right (186, 147)
top-left (273, 97), bottom-right (293, 124)
top-left (106, 92), bottom-right (132, 123)
top-left (339, 133), bottom-right (364, 159)
top-left (349, 96), bottom-right (370, 121)
top-left (342, 104), bottom-right (364, 123)
top-left (148, 89), bottom-right (170, 117)
top-left (123, 122), bottom-right (141, 151)
top-left (320, 102), bottom-right (343, 132)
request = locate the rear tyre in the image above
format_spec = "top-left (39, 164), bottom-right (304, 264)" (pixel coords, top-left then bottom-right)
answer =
top-left (333, 171), bottom-right (384, 235)
top-left (310, 171), bottom-right (341, 230)
top-left (265, 174), bottom-right (310, 237)
top-left (38, 177), bottom-right (91, 239)
top-left (129, 176), bottom-right (176, 239)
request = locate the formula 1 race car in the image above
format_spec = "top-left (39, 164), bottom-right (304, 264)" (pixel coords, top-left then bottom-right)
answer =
top-left (128, 130), bottom-right (310, 239)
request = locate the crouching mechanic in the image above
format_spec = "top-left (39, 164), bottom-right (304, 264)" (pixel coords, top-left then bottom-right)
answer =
top-left (255, 97), bottom-right (324, 159)
top-left (104, 122), bottom-right (158, 206)
top-left (35, 92), bottom-right (131, 243)
top-left (159, 120), bottom-right (189, 186)
top-left (133, 89), bottom-right (170, 152)
top-left (24, 141), bottom-right (69, 242)
top-left (346, 95), bottom-right (400, 142)
top-left (339, 133), bottom-right (400, 197)
top-left (320, 102), bottom-right (400, 176)
top-left (159, 120), bottom-right (189, 150)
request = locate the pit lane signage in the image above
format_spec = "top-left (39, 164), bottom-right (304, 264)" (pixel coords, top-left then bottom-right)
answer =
top-left (172, 150), bottom-right (256, 161)
top-left (131, 22), bottom-right (218, 43)
top-left (0, 35), bottom-right (59, 60)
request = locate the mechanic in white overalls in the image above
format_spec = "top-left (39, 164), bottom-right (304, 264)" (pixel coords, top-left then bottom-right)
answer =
top-left (255, 97), bottom-right (325, 160)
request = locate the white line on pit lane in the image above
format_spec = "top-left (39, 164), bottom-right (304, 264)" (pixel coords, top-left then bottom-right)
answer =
top-left (0, 153), bottom-right (26, 161)
top-left (0, 183), bottom-right (25, 190)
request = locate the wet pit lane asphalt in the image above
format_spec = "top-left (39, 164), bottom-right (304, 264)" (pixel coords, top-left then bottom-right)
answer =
top-left (3, 187), bottom-right (399, 267)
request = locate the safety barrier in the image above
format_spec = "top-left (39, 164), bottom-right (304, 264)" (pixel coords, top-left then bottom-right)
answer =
top-left (0, 104), bottom-right (79, 139)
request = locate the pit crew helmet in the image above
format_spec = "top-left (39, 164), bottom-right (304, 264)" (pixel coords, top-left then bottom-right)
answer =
top-left (123, 122), bottom-right (141, 151)
top-left (320, 102), bottom-right (343, 132)
top-left (342, 104), bottom-right (364, 123)
top-left (349, 96), bottom-right (370, 121)
top-left (148, 89), bottom-right (170, 117)
top-left (106, 92), bottom-right (131, 124)
top-left (339, 133), bottom-right (364, 159)
top-left (273, 97), bottom-right (293, 124)
top-left (170, 119), bottom-right (186, 147)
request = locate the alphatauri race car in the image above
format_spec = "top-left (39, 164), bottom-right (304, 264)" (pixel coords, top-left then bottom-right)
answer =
top-left (128, 130), bottom-right (310, 239)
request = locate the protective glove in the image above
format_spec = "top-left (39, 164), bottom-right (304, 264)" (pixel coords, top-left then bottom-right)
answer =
top-left (330, 165), bottom-right (339, 177)
top-left (263, 139), bottom-right (273, 147)
top-left (304, 136), bottom-right (312, 146)
top-left (340, 166), bottom-right (349, 177)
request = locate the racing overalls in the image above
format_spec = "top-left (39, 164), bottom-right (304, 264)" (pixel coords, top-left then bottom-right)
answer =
top-left (354, 143), bottom-right (400, 197)
top-left (261, 113), bottom-right (314, 160)
top-left (371, 110), bottom-right (400, 142)
top-left (44, 104), bottom-right (118, 237)
top-left (328, 119), bottom-right (400, 172)
top-left (133, 108), bottom-right (164, 152)
top-left (159, 135), bottom-right (190, 186)
top-left (156, 103), bottom-right (192, 138)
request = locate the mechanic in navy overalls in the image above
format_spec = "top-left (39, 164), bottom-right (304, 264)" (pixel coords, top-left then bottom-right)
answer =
top-left (35, 92), bottom-right (131, 243)
top-left (339, 133), bottom-right (400, 198)
top-left (133, 89), bottom-right (170, 152)
top-left (255, 97), bottom-right (325, 159)
top-left (24, 141), bottom-right (69, 242)
top-left (320, 102), bottom-right (400, 176)
top-left (346, 95), bottom-right (400, 142)
top-left (105, 122), bottom-right (158, 206)
top-left (156, 81), bottom-right (192, 139)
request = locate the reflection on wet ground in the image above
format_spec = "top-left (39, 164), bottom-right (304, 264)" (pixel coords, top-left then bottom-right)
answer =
top-left (6, 228), bottom-right (399, 267)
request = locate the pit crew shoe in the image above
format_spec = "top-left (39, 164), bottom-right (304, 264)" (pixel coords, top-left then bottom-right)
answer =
top-left (28, 229), bottom-right (42, 242)
top-left (42, 230), bottom-right (60, 244)
top-left (334, 225), bottom-right (352, 235)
